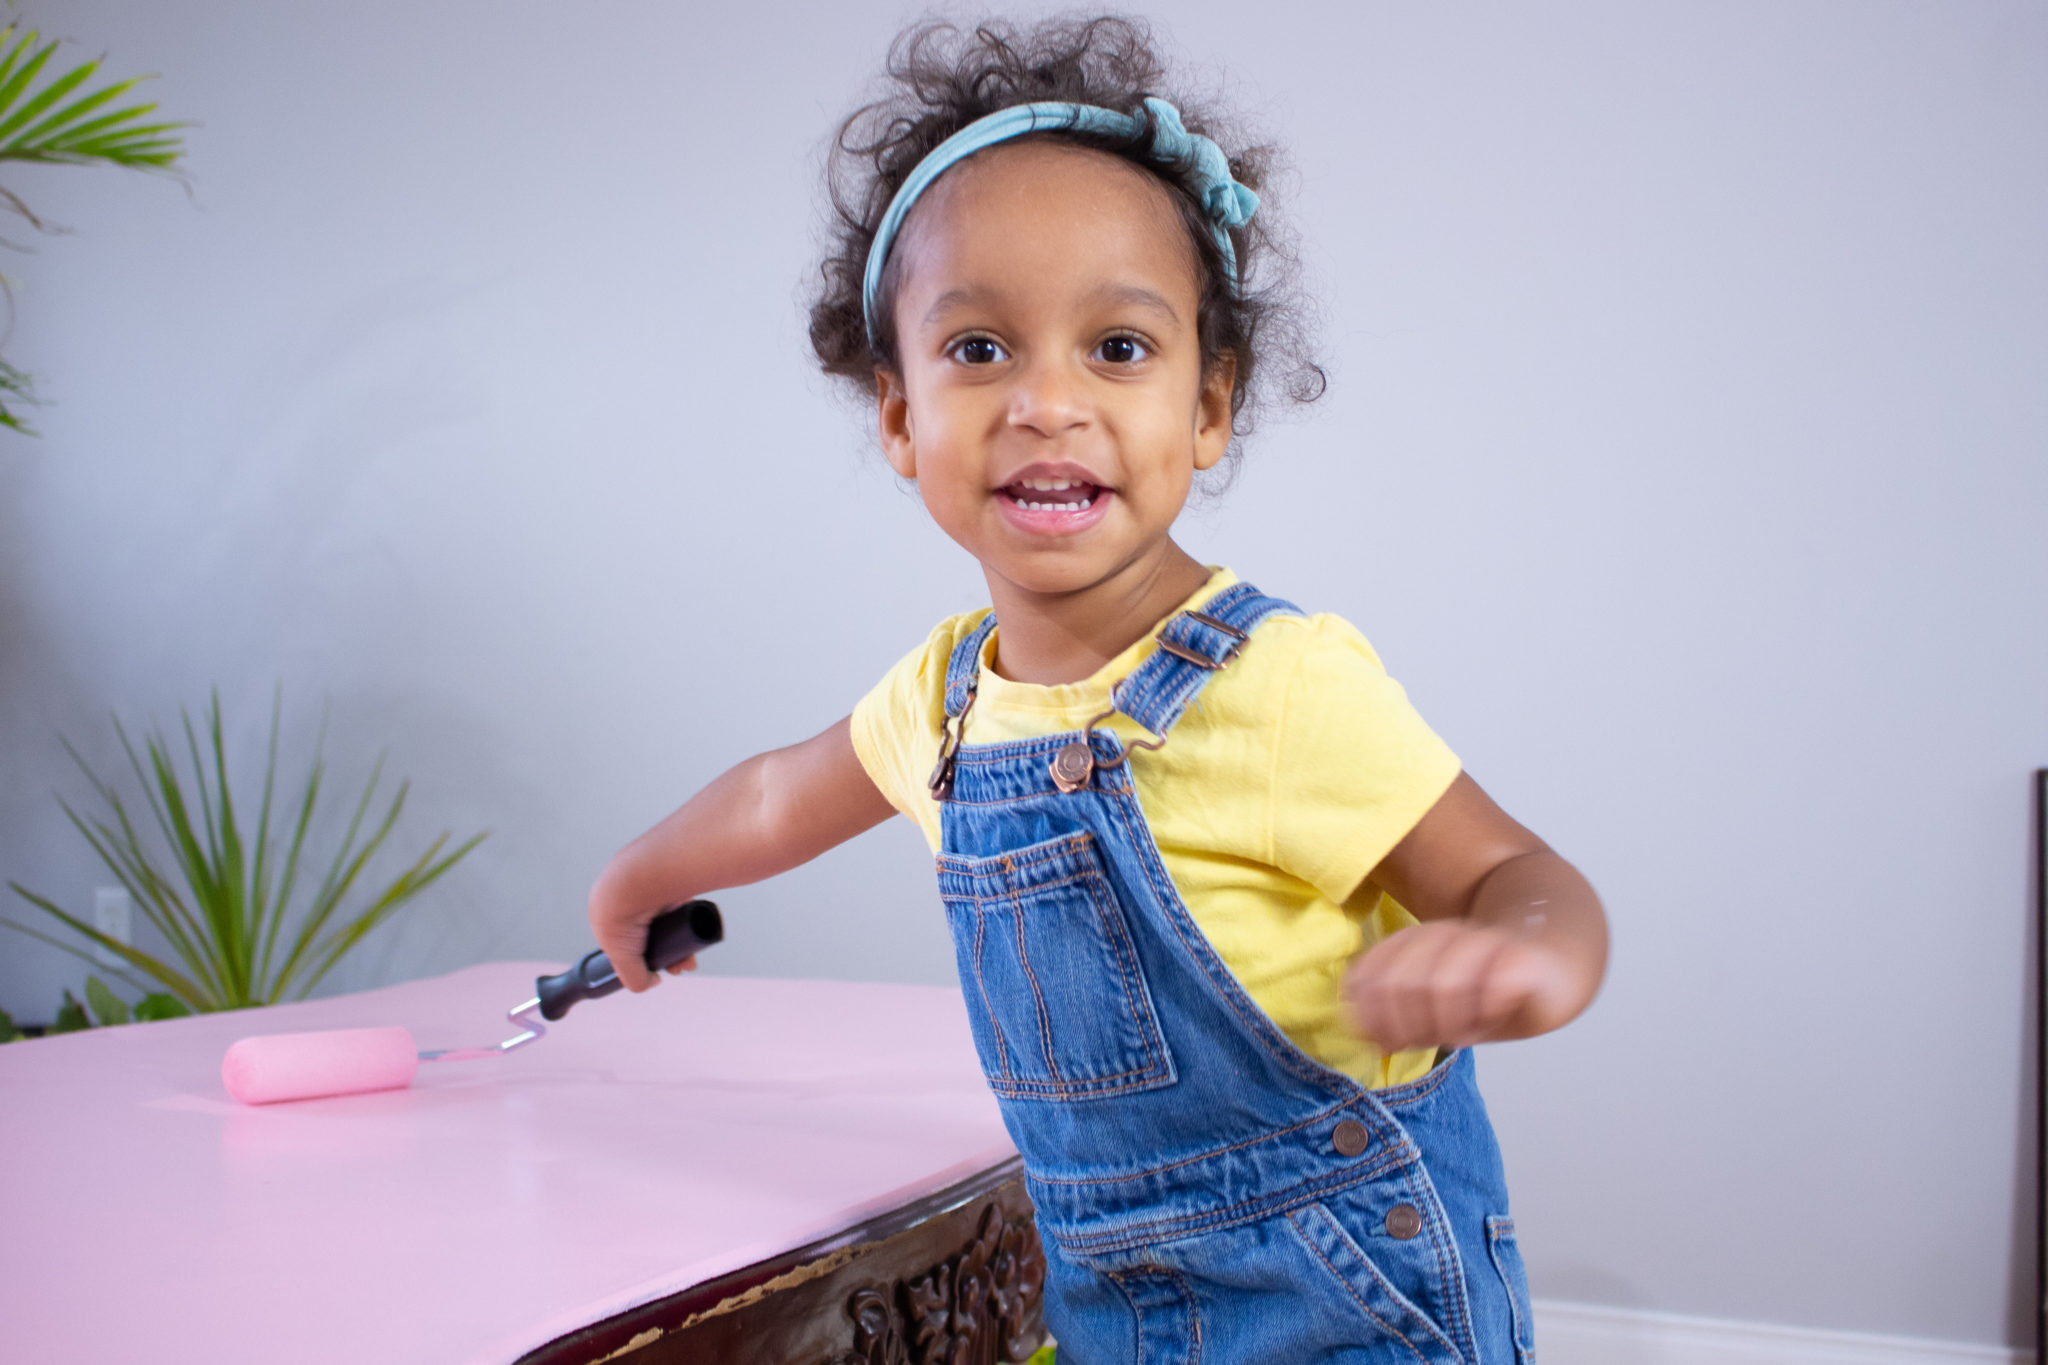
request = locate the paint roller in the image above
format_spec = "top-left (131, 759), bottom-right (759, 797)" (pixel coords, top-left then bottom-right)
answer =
top-left (220, 901), bottom-right (723, 1105)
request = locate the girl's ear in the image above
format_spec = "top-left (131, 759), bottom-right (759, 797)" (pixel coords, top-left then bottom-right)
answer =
top-left (876, 368), bottom-right (917, 479)
top-left (1192, 355), bottom-right (1237, 472)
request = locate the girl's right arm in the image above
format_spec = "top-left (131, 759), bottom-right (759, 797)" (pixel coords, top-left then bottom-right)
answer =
top-left (587, 716), bottom-right (897, 992)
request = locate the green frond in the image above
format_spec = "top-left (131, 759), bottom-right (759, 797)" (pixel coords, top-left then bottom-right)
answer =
top-left (15, 692), bottom-right (484, 1014)
top-left (0, 27), bottom-right (185, 171)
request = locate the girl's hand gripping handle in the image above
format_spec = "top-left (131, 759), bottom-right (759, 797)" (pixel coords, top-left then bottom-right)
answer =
top-left (587, 717), bottom-right (897, 993)
top-left (539, 901), bottom-right (724, 1021)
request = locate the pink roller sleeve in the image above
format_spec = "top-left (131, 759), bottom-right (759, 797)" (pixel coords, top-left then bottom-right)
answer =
top-left (221, 1026), bottom-right (419, 1104)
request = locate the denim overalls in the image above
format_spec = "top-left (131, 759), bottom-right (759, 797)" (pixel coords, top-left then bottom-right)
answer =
top-left (927, 582), bottom-right (1537, 1363)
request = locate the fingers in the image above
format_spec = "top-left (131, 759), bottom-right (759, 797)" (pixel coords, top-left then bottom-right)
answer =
top-left (590, 896), bottom-right (659, 994)
top-left (599, 929), bottom-right (657, 994)
top-left (1345, 924), bottom-right (1548, 1052)
top-left (664, 956), bottom-right (699, 976)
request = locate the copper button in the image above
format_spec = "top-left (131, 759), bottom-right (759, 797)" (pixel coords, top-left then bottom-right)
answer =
top-left (1049, 742), bottom-right (1094, 792)
top-left (1331, 1119), bottom-right (1369, 1158)
top-left (1385, 1204), bottom-right (1423, 1240)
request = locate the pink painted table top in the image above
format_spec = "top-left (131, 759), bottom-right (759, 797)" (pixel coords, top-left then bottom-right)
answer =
top-left (0, 964), bottom-right (1015, 1365)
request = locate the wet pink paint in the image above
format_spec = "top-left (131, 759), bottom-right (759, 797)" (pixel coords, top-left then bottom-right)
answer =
top-left (0, 964), bottom-right (1013, 1364)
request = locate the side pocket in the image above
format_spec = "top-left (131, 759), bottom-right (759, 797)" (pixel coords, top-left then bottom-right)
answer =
top-left (1284, 1202), bottom-right (1464, 1363)
top-left (1485, 1215), bottom-right (1536, 1365)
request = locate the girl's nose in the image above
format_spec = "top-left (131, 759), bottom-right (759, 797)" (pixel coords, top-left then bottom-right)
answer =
top-left (1006, 357), bottom-right (1091, 438)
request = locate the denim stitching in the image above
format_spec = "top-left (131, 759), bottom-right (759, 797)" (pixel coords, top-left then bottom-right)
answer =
top-left (1007, 863), bottom-right (1063, 1081)
top-left (1172, 1266), bottom-right (1202, 1365)
top-left (942, 613), bottom-right (997, 717)
top-left (1106, 1269), bottom-right (1146, 1362)
top-left (987, 1072), bottom-right (1171, 1100)
top-left (1375, 1054), bottom-right (1462, 1109)
top-left (939, 870), bottom-right (1112, 902)
top-left (1027, 1099), bottom-right (1407, 1187)
top-left (1048, 1162), bottom-right (1398, 1254)
top-left (1108, 786), bottom-right (1343, 1092)
top-left (1105, 1267), bottom-right (1202, 1365)
top-left (1283, 1206), bottom-right (1433, 1365)
top-left (939, 587), bottom-right (1297, 778)
top-left (937, 831), bottom-right (1096, 879)
top-left (1486, 1216), bottom-right (1535, 1365)
top-left (943, 836), bottom-right (1171, 1085)
top-left (1393, 1159), bottom-right (1475, 1365)
top-left (1109, 586), bottom-right (1299, 737)
top-left (1085, 860), bottom-right (1169, 1079)
top-left (947, 883), bottom-right (1170, 1090)
top-left (967, 904), bottom-right (1010, 1081)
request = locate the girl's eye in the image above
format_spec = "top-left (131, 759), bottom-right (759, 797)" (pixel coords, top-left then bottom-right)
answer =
top-left (1095, 335), bottom-right (1150, 365)
top-left (953, 336), bottom-right (1008, 365)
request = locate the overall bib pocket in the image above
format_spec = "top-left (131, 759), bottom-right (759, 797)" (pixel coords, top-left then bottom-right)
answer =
top-left (938, 830), bottom-right (1176, 1101)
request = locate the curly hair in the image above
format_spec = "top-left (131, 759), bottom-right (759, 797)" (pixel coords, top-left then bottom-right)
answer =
top-left (808, 14), bottom-right (1325, 457)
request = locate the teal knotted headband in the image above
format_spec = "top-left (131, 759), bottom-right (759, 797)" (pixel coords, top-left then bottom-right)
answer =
top-left (861, 96), bottom-right (1259, 347)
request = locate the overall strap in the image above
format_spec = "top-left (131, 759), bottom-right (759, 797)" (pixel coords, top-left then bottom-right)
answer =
top-left (1114, 581), bottom-right (1301, 738)
top-left (942, 611), bottom-right (999, 718)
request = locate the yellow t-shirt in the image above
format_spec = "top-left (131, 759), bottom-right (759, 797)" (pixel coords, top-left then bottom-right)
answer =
top-left (849, 569), bottom-right (1461, 1089)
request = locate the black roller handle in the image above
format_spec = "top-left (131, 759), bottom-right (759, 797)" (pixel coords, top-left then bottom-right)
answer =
top-left (535, 900), bottom-right (724, 1022)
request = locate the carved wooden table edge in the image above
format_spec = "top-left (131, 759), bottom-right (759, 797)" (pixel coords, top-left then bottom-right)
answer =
top-left (518, 1156), bottom-right (1048, 1365)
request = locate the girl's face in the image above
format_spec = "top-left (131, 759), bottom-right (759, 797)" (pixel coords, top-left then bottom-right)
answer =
top-left (877, 141), bottom-right (1233, 601)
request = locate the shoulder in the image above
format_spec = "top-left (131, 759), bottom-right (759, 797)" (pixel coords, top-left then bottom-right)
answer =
top-left (849, 608), bottom-right (989, 842)
top-left (859, 608), bottom-right (990, 726)
top-left (1204, 607), bottom-right (1394, 715)
top-left (1229, 605), bottom-right (1460, 901)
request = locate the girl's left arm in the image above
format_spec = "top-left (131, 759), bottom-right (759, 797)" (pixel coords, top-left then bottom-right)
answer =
top-left (1344, 773), bottom-right (1609, 1051)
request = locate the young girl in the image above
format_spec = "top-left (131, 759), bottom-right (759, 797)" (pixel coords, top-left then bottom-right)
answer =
top-left (590, 17), bottom-right (1606, 1361)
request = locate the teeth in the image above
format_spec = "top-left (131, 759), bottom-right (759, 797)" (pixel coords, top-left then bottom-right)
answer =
top-left (1022, 478), bottom-right (1081, 491)
top-left (1015, 497), bottom-right (1095, 512)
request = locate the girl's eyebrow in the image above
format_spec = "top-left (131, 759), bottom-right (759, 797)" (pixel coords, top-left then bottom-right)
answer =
top-left (1087, 283), bottom-right (1183, 325)
top-left (921, 282), bottom-right (1184, 328)
top-left (922, 286), bottom-right (990, 327)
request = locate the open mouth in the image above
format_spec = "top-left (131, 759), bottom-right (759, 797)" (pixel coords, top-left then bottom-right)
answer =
top-left (1000, 477), bottom-right (1105, 512)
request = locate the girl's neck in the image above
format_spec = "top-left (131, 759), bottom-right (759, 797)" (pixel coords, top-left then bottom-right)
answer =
top-left (982, 541), bottom-right (1214, 686)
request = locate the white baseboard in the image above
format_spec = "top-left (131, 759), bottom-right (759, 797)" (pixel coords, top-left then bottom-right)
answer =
top-left (1533, 1299), bottom-right (2032, 1365)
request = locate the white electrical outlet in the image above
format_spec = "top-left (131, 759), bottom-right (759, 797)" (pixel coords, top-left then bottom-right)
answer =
top-left (92, 886), bottom-right (131, 967)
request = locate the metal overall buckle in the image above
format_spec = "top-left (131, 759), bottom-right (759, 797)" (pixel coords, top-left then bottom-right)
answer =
top-left (935, 607), bottom-right (1249, 799)
top-left (1049, 682), bottom-right (1165, 794)
top-left (1154, 609), bottom-right (1249, 670)
top-left (928, 679), bottom-right (977, 801)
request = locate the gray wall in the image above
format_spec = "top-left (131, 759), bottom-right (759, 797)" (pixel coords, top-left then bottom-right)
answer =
top-left (4, 0), bottom-right (2042, 1349)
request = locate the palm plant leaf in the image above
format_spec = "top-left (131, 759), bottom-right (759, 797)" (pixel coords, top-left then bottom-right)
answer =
top-left (0, 352), bottom-right (37, 433)
top-left (267, 760), bottom-right (401, 998)
top-left (59, 736), bottom-right (223, 983)
top-left (3, 886), bottom-right (210, 1010)
top-left (246, 689), bottom-right (283, 995)
top-left (254, 745), bottom-right (323, 996)
top-left (294, 830), bottom-right (487, 999)
top-left (141, 727), bottom-right (240, 998)
top-left (0, 28), bottom-right (186, 170)
top-left (8, 694), bottom-right (485, 1015)
top-left (54, 793), bottom-right (225, 1002)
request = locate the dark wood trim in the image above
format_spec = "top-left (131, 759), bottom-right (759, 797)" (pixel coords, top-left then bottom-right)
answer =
top-left (518, 1156), bottom-right (1039, 1365)
top-left (2036, 770), bottom-right (2045, 1356)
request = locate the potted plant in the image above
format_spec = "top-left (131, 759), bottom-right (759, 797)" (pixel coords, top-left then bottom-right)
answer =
top-left (4, 691), bottom-right (486, 1028)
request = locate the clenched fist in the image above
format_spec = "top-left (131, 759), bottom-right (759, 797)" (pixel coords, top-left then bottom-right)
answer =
top-left (1343, 917), bottom-right (1585, 1052)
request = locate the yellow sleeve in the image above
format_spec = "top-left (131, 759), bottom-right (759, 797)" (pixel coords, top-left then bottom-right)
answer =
top-left (850, 615), bottom-right (983, 853)
top-left (1267, 616), bottom-right (1461, 904)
